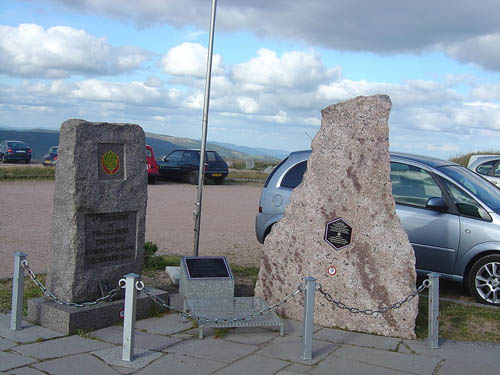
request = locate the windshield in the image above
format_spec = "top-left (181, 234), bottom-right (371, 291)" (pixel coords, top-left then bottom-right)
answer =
top-left (438, 165), bottom-right (500, 214)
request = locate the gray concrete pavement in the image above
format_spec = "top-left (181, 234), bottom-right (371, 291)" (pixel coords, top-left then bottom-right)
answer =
top-left (1, 312), bottom-right (498, 374)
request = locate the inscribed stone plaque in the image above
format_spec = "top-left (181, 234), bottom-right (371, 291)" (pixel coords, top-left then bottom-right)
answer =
top-left (255, 95), bottom-right (418, 339)
top-left (183, 257), bottom-right (232, 279)
top-left (45, 119), bottom-right (147, 303)
top-left (84, 211), bottom-right (137, 269)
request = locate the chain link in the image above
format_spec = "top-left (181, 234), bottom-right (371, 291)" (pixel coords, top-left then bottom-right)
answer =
top-left (316, 279), bottom-right (431, 316)
top-left (22, 259), bottom-right (123, 308)
top-left (140, 283), bottom-right (303, 324)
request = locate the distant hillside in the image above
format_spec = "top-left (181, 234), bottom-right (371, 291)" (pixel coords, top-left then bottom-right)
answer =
top-left (0, 127), bottom-right (281, 162)
top-left (209, 141), bottom-right (288, 159)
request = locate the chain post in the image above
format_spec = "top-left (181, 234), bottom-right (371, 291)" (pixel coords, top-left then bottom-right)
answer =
top-left (122, 273), bottom-right (140, 362)
top-left (303, 276), bottom-right (316, 361)
top-left (427, 272), bottom-right (440, 349)
top-left (10, 252), bottom-right (27, 331)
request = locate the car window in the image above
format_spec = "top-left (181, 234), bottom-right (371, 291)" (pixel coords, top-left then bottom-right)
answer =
top-left (206, 151), bottom-right (217, 162)
top-left (495, 163), bottom-right (500, 177)
top-left (182, 151), bottom-right (198, 162)
top-left (280, 161), bottom-right (307, 189)
top-left (146, 149), bottom-right (152, 158)
top-left (390, 162), bottom-right (443, 208)
top-left (441, 180), bottom-right (491, 221)
top-left (264, 157), bottom-right (288, 188)
top-left (476, 160), bottom-right (496, 176)
top-left (439, 165), bottom-right (500, 215)
top-left (166, 151), bottom-right (183, 161)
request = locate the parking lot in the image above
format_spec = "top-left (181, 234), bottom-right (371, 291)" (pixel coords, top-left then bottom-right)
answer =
top-left (0, 180), bottom-right (263, 279)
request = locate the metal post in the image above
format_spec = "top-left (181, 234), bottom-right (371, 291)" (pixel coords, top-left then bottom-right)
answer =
top-left (428, 272), bottom-right (440, 349)
top-left (303, 276), bottom-right (317, 360)
top-left (193, 0), bottom-right (217, 257)
top-left (10, 252), bottom-right (27, 331)
top-left (122, 273), bottom-right (140, 362)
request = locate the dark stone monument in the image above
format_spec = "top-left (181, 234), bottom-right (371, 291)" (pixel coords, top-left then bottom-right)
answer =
top-left (28, 119), bottom-right (167, 334)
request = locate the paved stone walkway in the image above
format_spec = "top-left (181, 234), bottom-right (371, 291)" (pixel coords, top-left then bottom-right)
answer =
top-left (1, 312), bottom-right (498, 374)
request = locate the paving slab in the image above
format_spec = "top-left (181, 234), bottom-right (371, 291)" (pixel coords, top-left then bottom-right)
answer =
top-left (0, 336), bottom-right (17, 350)
top-left (135, 313), bottom-right (194, 335)
top-left (311, 356), bottom-right (410, 375)
top-left (135, 353), bottom-right (226, 375)
top-left (92, 347), bottom-right (163, 370)
top-left (333, 345), bottom-right (441, 374)
top-left (315, 327), bottom-right (402, 350)
top-left (0, 351), bottom-right (38, 372)
top-left (0, 314), bottom-right (63, 344)
top-left (254, 335), bottom-right (339, 365)
top-left (7, 366), bottom-right (47, 375)
top-left (13, 335), bottom-right (112, 360)
top-left (33, 353), bottom-right (120, 375)
top-left (90, 325), bottom-right (183, 351)
top-left (280, 319), bottom-right (322, 337)
top-left (212, 354), bottom-right (289, 375)
top-left (220, 327), bottom-right (279, 345)
top-left (166, 337), bottom-right (258, 363)
top-left (278, 363), bottom-right (313, 374)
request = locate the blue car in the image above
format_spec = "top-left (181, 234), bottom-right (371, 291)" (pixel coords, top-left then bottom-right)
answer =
top-left (0, 140), bottom-right (32, 164)
top-left (256, 151), bottom-right (500, 306)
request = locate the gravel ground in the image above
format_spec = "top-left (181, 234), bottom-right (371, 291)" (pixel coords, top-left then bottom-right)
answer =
top-left (0, 180), bottom-right (264, 280)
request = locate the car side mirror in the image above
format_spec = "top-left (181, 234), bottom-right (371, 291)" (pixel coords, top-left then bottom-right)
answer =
top-left (426, 197), bottom-right (448, 212)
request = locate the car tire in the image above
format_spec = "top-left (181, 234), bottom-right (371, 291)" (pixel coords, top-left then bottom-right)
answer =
top-left (188, 171), bottom-right (198, 185)
top-left (213, 177), bottom-right (225, 185)
top-left (467, 254), bottom-right (500, 306)
top-left (2, 155), bottom-right (8, 163)
top-left (148, 175), bottom-right (156, 185)
top-left (25, 159), bottom-right (30, 164)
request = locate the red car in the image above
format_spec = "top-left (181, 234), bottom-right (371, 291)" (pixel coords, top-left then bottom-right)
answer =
top-left (146, 145), bottom-right (160, 184)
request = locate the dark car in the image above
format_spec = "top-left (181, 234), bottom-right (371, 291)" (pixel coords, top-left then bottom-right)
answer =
top-left (256, 150), bottom-right (500, 306)
top-left (146, 145), bottom-right (160, 184)
top-left (158, 149), bottom-right (229, 185)
top-left (0, 140), bottom-right (32, 164)
top-left (42, 146), bottom-right (58, 166)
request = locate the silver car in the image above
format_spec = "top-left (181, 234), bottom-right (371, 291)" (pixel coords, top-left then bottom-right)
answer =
top-left (467, 154), bottom-right (500, 187)
top-left (256, 151), bottom-right (500, 306)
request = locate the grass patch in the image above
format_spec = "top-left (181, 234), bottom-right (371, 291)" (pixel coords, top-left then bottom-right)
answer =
top-left (227, 170), bottom-right (268, 182)
top-left (415, 297), bottom-right (500, 342)
top-left (230, 265), bottom-right (260, 284)
top-left (0, 166), bottom-right (55, 180)
top-left (214, 328), bottom-right (231, 338)
top-left (449, 151), bottom-right (500, 167)
top-left (143, 241), bottom-right (181, 271)
top-left (0, 274), bottom-right (45, 315)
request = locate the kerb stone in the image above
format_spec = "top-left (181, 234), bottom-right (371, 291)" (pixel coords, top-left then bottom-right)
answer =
top-left (255, 95), bottom-right (418, 339)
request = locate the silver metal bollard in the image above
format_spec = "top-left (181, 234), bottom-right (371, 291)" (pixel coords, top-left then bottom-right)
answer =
top-left (122, 273), bottom-right (140, 362)
top-left (427, 272), bottom-right (440, 349)
top-left (10, 252), bottom-right (27, 331)
top-left (303, 276), bottom-right (317, 360)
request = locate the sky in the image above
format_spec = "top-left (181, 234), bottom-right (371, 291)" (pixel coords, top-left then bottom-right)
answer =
top-left (1, 0), bottom-right (500, 159)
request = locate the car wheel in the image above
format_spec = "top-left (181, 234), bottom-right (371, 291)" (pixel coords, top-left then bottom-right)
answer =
top-left (25, 159), bottom-right (30, 164)
top-left (467, 254), bottom-right (500, 306)
top-left (213, 177), bottom-right (225, 185)
top-left (2, 155), bottom-right (8, 163)
top-left (188, 171), bottom-right (198, 185)
top-left (148, 175), bottom-right (156, 185)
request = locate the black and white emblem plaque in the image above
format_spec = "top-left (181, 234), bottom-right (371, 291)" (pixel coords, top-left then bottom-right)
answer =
top-left (324, 217), bottom-right (352, 250)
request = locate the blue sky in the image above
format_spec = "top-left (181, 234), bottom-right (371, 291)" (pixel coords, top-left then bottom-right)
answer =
top-left (1, 0), bottom-right (500, 159)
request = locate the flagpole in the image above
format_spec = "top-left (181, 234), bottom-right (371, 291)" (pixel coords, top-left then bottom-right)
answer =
top-left (193, 0), bottom-right (217, 256)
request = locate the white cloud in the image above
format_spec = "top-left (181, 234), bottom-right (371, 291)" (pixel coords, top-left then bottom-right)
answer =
top-left (0, 24), bottom-right (150, 78)
top-left (444, 33), bottom-right (500, 72)
top-left (162, 42), bottom-right (223, 77)
top-left (236, 97), bottom-right (259, 113)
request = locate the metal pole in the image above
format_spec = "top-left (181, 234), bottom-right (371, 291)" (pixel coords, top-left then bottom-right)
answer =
top-left (10, 252), bottom-right (27, 331)
top-left (428, 272), bottom-right (440, 349)
top-left (303, 276), bottom-right (317, 360)
top-left (193, 0), bottom-right (217, 257)
top-left (122, 273), bottom-right (139, 362)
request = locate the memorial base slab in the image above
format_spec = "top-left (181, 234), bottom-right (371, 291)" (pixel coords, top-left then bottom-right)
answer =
top-left (27, 288), bottom-right (168, 335)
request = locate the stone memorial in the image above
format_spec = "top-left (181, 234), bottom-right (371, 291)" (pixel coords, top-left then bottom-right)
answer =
top-left (179, 256), bottom-right (234, 300)
top-left (255, 95), bottom-right (418, 339)
top-left (28, 119), bottom-right (166, 334)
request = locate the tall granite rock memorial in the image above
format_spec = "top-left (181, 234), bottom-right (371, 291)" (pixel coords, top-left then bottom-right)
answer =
top-left (46, 119), bottom-right (148, 303)
top-left (255, 95), bottom-right (418, 339)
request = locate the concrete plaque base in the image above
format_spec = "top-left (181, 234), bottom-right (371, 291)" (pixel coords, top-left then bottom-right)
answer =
top-left (27, 288), bottom-right (168, 335)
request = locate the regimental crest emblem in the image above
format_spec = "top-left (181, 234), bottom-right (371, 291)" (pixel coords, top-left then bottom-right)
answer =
top-left (101, 150), bottom-right (120, 175)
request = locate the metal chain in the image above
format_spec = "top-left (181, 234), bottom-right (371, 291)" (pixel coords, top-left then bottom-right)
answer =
top-left (21, 259), bottom-right (124, 308)
top-left (316, 279), bottom-right (431, 316)
top-left (140, 283), bottom-right (304, 324)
